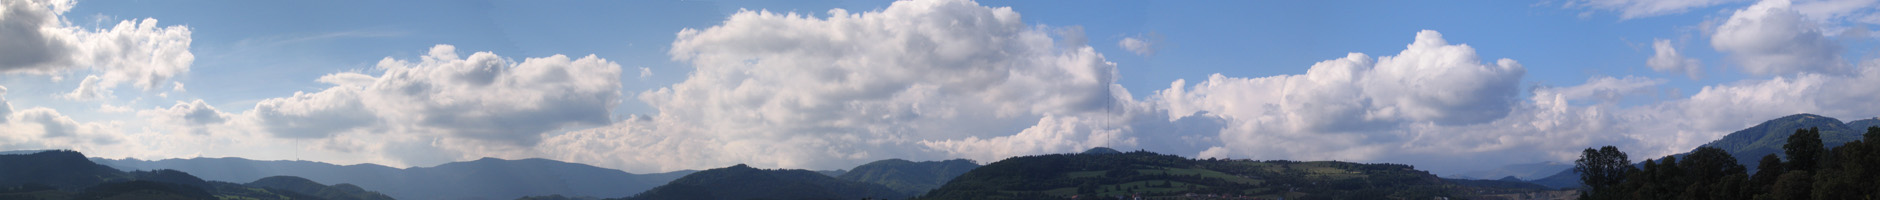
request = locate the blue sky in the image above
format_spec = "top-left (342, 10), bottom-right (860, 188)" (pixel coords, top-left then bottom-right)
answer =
top-left (3, 0), bottom-right (1878, 177)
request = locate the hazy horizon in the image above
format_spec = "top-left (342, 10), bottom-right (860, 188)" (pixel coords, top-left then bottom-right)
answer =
top-left (3, 0), bottom-right (1879, 177)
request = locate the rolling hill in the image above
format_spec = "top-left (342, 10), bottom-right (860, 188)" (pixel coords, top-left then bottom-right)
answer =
top-left (95, 156), bottom-right (693, 200)
top-left (835, 158), bottom-right (980, 196)
top-left (0, 150), bottom-right (390, 200)
top-left (917, 148), bottom-right (1550, 200)
top-left (624, 164), bottom-right (906, 200)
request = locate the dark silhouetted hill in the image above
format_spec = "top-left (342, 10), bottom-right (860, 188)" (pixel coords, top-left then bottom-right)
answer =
top-left (626, 164), bottom-right (905, 200)
top-left (918, 148), bottom-right (1536, 199)
top-left (0, 150), bottom-right (390, 200)
top-left (247, 176), bottom-right (395, 200)
top-left (95, 156), bottom-right (693, 200)
top-left (0, 150), bottom-right (128, 190)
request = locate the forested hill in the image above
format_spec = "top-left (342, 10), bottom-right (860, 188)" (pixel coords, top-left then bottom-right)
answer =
top-left (1532, 113), bottom-right (1879, 189)
top-left (95, 156), bottom-right (695, 200)
top-left (836, 158), bottom-right (980, 196)
top-left (624, 164), bottom-right (905, 200)
top-left (918, 149), bottom-right (1557, 200)
top-left (0, 150), bottom-right (392, 200)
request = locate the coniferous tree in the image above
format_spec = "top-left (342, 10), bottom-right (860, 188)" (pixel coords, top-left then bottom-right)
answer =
top-left (1785, 128), bottom-right (1824, 172)
top-left (1810, 126), bottom-right (1880, 199)
top-left (1650, 157), bottom-right (1682, 200)
top-left (1750, 154), bottom-right (1785, 196)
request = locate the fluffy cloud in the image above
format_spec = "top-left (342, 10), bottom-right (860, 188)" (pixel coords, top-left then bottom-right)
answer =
top-left (1647, 39), bottom-right (1702, 78)
top-left (61, 75), bottom-right (111, 100)
top-left (919, 114), bottom-right (1137, 162)
top-left (1162, 30), bottom-right (1527, 162)
top-left (0, 0), bottom-right (193, 90)
top-left (1712, 0), bottom-right (1847, 75)
top-left (138, 100), bottom-right (230, 135)
top-left (101, 44), bottom-right (629, 166)
top-left (0, 90), bottom-right (125, 153)
top-left (242, 45), bottom-right (621, 144)
top-left (1118, 33), bottom-right (1159, 56)
top-left (541, 0), bottom-right (1144, 172)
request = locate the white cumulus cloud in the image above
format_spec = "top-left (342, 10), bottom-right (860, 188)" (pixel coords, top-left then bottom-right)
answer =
top-left (1647, 39), bottom-right (1702, 78)
top-left (540, 0), bottom-right (1148, 173)
top-left (1118, 33), bottom-right (1159, 56)
top-left (61, 75), bottom-right (112, 100)
top-left (1158, 30), bottom-right (1527, 163)
top-left (126, 44), bottom-right (625, 167)
top-left (0, 0), bottom-right (194, 91)
top-left (1712, 0), bottom-right (1847, 75)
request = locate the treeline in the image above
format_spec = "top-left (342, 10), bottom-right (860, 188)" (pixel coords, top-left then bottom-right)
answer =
top-left (1575, 127), bottom-right (1880, 199)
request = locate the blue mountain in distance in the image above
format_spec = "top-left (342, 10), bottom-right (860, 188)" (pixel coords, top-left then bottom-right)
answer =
top-left (1452, 161), bottom-right (1572, 181)
top-left (1529, 113), bottom-right (1880, 189)
top-left (94, 156), bottom-right (694, 200)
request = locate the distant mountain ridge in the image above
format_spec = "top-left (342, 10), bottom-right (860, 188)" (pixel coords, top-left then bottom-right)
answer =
top-left (1454, 161), bottom-right (1572, 181)
top-left (0, 150), bottom-right (391, 200)
top-left (95, 156), bottom-right (694, 200)
top-left (1530, 113), bottom-right (1880, 189)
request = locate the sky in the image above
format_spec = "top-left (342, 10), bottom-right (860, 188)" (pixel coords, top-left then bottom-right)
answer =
top-left (2, 0), bottom-right (1879, 176)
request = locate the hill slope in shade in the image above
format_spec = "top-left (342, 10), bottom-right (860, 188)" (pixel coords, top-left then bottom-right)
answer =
top-left (247, 176), bottom-right (395, 200)
top-left (0, 150), bottom-right (389, 200)
top-left (626, 164), bottom-right (905, 200)
top-left (836, 158), bottom-right (980, 196)
top-left (94, 156), bottom-right (694, 200)
top-left (919, 148), bottom-right (1557, 199)
top-left (1531, 113), bottom-right (1880, 189)
top-left (0, 150), bottom-right (127, 190)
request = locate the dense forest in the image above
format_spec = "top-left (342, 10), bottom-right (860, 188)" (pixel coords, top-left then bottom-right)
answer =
top-left (1575, 126), bottom-right (1880, 199)
top-left (917, 148), bottom-right (1555, 200)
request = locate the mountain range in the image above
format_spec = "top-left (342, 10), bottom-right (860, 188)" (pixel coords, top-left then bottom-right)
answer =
top-left (0, 150), bottom-right (390, 200)
top-left (1452, 161), bottom-right (1573, 181)
top-left (917, 148), bottom-right (1560, 199)
top-left (10, 113), bottom-right (1873, 199)
top-left (94, 156), bottom-right (694, 200)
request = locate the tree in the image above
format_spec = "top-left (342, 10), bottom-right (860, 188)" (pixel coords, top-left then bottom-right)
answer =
top-left (1680, 146), bottom-right (1745, 183)
top-left (1749, 154), bottom-right (1785, 195)
top-left (1649, 156), bottom-right (1683, 200)
top-left (1784, 128), bottom-right (1823, 172)
top-left (1769, 171), bottom-right (1811, 200)
top-left (1812, 126), bottom-right (1880, 199)
top-left (1576, 146), bottom-right (1634, 200)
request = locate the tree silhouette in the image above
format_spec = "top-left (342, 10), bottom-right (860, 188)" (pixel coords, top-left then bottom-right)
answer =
top-left (1575, 146), bottom-right (1633, 200)
top-left (1784, 128), bottom-right (1823, 172)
